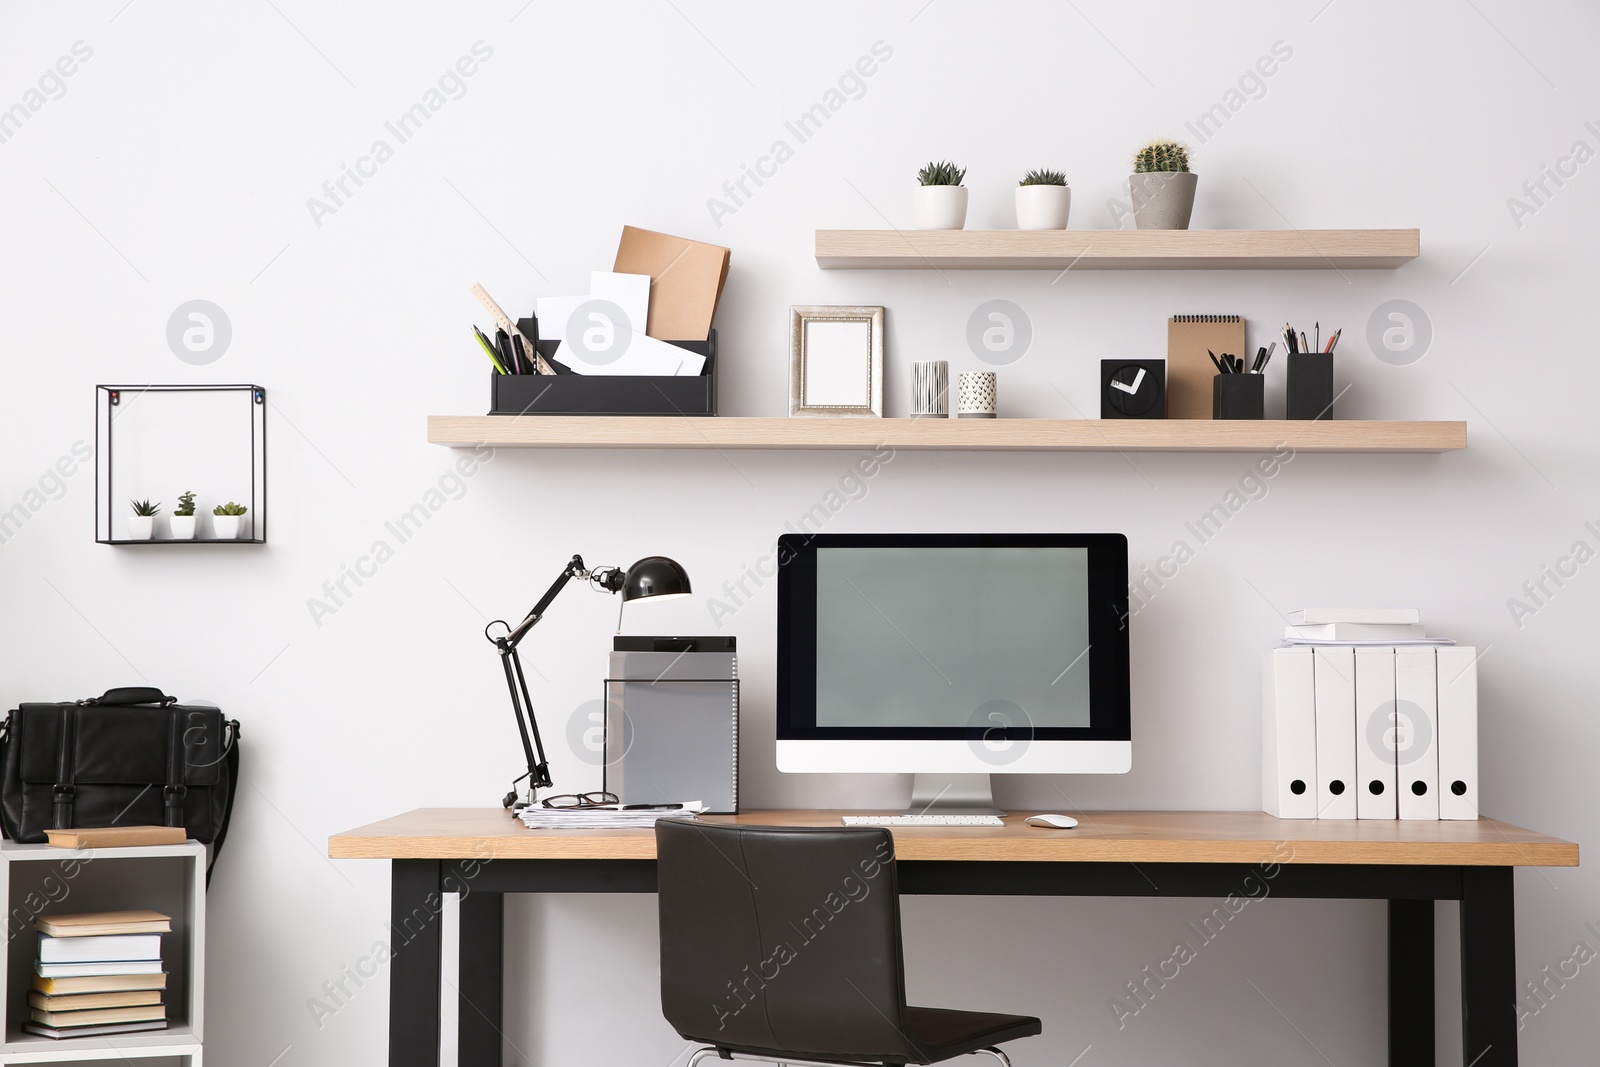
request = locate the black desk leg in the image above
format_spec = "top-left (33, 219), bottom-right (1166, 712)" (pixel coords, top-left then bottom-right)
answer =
top-left (458, 891), bottom-right (505, 1067)
top-left (1389, 899), bottom-right (1435, 1066)
top-left (390, 859), bottom-right (443, 1067)
top-left (1461, 867), bottom-right (1517, 1067)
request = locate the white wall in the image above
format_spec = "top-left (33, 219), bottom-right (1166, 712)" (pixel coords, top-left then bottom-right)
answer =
top-left (2, 1), bottom-right (1597, 1063)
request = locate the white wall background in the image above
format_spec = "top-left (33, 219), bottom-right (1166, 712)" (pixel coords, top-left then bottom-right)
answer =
top-left (2, 1), bottom-right (1597, 1063)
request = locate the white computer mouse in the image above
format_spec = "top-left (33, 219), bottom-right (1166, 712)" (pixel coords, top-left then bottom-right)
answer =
top-left (1024, 814), bottom-right (1079, 829)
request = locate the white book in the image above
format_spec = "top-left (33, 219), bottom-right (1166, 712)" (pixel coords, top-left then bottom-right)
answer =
top-left (37, 960), bottom-right (164, 978)
top-left (1436, 646), bottom-right (1480, 820)
top-left (1287, 622), bottom-right (1426, 641)
top-left (1289, 608), bottom-right (1421, 625)
top-left (1312, 647), bottom-right (1357, 818)
top-left (1395, 648), bottom-right (1440, 820)
top-left (38, 934), bottom-right (160, 964)
top-left (1263, 647), bottom-right (1318, 819)
top-left (1354, 647), bottom-right (1398, 819)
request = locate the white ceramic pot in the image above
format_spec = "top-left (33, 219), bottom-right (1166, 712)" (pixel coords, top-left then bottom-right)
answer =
top-left (170, 515), bottom-right (197, 540)
top-left (957, 372), bottom-right (997, 418)
top-left (127, 516), bottom-right (154, 540)
top-left (1129, 171), bottom-right (1198, 230)
top-left (212, 515), bottom-right (243, 540)
top-left (913, 185), bottom-right (968, 230)
top-left (1015, 185), bottom-right (1071, 230)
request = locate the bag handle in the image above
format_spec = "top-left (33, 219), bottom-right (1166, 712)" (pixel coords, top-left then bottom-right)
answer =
top-left (85, 687), bottom-right (176, 707)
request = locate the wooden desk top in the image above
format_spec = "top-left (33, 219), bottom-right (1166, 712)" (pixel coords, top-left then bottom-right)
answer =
top-left (329, 809), bottom-right (1578, 868)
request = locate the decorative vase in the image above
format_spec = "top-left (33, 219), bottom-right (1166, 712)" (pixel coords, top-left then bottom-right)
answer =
top-left (910, 361), bottom-right (949, 417)
top-left (957, 372), bottom-right (997, 418)
top-left (913, 186), bottom-right (968, 230)
top-left (1015, 185), bottom-right (1071, 230)
top-left (1129, 171), bottom-right (1198, 230)
top-left (170, 515), bottom-right (197, 540)
top-left (127, 516), bottom-right (154, 540)
top-left (212, 515), bottom-right (243, 539)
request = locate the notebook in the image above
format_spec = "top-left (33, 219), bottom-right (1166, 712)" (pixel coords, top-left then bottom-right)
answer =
top-left (1168, 314), bottom-right (1245, 419)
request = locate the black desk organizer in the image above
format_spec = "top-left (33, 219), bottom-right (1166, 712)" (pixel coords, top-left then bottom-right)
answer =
top-left (490, 331), bottom-right (717, 416)
top-left (1286, 352), bottom-right (1334, 420)
top-left (1213, 373), bottom-right (1264, 420)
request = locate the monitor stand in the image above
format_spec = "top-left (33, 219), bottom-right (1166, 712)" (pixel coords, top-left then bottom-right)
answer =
top-left (907, 773), bottom-right (1005, 816)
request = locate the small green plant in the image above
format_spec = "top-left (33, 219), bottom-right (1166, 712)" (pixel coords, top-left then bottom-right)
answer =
top-left (129, 498), bottom-right (161, 517)
top-left (174, 491), bottom-right (196, 517)
top-left (917, 160), bottom-right (966, 186)
top-left (1133, 140), bottom-right (1190, 173)
top-left (213, 502), bottom-right (248, 516)
top-left (1019, 169), bottom-right (1067, 187)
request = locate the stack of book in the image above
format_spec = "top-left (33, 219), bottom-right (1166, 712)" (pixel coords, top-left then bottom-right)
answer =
top-left (27, 911), bottom-right (170, 1040)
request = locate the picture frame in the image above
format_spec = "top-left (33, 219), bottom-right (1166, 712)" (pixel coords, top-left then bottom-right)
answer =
top-left (788, 305), bottom-right (884, 418)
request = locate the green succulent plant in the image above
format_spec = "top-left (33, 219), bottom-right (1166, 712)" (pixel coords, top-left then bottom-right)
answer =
top-left (129, 498), bottom-right (161, 517)
top-left (174, 491), bottom-right (196, 517)
top-left (1132, 140), bottom-right (1190, 173)
top-left (1019, 169), bottom-right (1068, 187)
top-left (213, 502), bottom-right (248, 516)
top-left (917, 160), bottom-right (966, 186)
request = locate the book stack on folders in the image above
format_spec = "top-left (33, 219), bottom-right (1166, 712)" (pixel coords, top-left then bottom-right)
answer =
top-left (26, 911), bottom-right (170, 1039)
top-left (1265, 608), bottom-right (1480, 823)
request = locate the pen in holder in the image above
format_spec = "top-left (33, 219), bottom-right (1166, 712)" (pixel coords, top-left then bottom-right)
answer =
top-left (1286, 352), bottom-right (1334, 420)
top-left (1213, 373), bottom-right (1264, 420)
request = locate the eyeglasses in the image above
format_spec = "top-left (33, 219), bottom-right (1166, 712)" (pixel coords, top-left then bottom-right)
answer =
top-left (540, 791), bottom-right (619, 810)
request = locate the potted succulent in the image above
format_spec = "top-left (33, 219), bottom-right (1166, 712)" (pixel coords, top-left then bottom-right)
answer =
top-left (1129, 139), bottom-right (1197, 230)
top-left (914, 160), bottom-right (968, 230)
top-left (170, 490), bottom-right (197, 540)
top-left (1015, 169), bottom-right (1070, 230)
top-left (127, 499), bottom-right (160, 540)
top-left (212, 501), bottom-right (248, 540)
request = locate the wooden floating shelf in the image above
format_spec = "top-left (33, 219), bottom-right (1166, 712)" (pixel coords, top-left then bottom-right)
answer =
top-left (814, 228), bottom-right (1420, 270)
top-left (429, 417), bottom-right (1465, 454)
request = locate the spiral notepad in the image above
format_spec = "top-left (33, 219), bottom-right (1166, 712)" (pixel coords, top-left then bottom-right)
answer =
top-left (1169, 314), bottom-right (1244, 419)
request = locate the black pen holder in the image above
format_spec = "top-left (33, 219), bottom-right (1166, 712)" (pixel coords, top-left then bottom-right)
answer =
top-left (1286, 352), bottom-right (1334, 420)
top-left (1212, 373), bottom-right (1264, 420)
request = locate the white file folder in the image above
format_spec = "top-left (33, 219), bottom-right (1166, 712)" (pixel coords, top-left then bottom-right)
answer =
top-left (1313, 646), bottom-right (1357, 819)
top-left (1263, 647), bottom-right (1317, 819)
top-left (1395, 647), bottom-right (1440, 820)
top-left (1436, 646), bottom-right (1480, 820)
top-left (1354, 646), bottom-right (1398, 819)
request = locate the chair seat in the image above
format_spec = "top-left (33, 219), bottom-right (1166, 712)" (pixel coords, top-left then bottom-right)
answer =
top-left (903, 1005), bottom-right (1043, 1064)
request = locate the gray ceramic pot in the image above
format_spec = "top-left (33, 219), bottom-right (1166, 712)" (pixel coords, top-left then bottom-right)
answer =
top-left (1129, 171), bottom-right (1198, 230)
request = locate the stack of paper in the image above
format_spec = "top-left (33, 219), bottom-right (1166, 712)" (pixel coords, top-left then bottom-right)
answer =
top-left (1282, 608), bottom-right (1453, 646)
top-left (518, 802), bottom-right (704, 830)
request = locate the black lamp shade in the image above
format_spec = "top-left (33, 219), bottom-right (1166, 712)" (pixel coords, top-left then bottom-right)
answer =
top-left (622, 556), bottom-right (692, 602)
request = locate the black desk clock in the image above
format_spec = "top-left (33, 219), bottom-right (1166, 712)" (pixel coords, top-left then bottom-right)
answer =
top-left (1100, 359), bottom-right (1166, 419)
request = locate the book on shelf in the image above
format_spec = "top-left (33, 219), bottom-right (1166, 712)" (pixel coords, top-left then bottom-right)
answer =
top-left (31, 1003), bottom-right (166, 1028)
top-left (36, 910), bottom-right (171, 938)
top-left (33, 972), bottom-right (168, 995)
top-left (28, 989), bottom-right (163, 1011)
top-left (44, 825), bottom-right (187, 849)
top-left (39, 932), bottom-right (162, 963)
top-left (37, 960), bottom-right (164, 978)
top-left (24, 1019), bottom-right (168, 1040)
top-left (1285, 622), bottom-right (1427, 641)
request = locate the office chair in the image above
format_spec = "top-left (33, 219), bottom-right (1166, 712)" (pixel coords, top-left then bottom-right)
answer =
top-left (656, 820), bottom-right (1042, 1066)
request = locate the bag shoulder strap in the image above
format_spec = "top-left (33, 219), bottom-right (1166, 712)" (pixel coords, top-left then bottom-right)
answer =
top-left (206, 720), bottom-right (240, 888)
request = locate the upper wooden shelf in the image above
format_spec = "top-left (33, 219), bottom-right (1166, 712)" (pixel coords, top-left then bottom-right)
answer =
top-left (429, 416), bottom-right (1465, 454)
top-left (814, 228), bottom-right (1420, 270)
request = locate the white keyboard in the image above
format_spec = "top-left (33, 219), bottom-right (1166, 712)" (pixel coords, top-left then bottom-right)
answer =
top-left (838, 825), bottom-right (998, 831)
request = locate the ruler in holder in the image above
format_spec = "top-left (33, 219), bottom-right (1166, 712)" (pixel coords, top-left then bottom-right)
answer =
top-left (472, 282), bottom-right (553, 375)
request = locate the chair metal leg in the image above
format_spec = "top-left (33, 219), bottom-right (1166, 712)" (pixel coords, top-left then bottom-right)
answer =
top-left (967, 1049), bottom-right (1012, 1067)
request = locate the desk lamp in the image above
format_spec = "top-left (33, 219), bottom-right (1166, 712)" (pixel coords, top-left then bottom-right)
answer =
top-left (486, 554), bottom-right (691, 810)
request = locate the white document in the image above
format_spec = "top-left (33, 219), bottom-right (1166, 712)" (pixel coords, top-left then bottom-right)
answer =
top-left (1354, 646), bottom-right (1397, 819)
top-left (552, 333), bottom-right (706, 377)
top-left (1263, 647), bottom-right (1318, 819)
top-left (590, 271), bottom-right (652, 336)
top-left (1436, 646), bottom-right (1480, 820)
top-left (1290, 608), bottom-right (1421, 625)
top-left (1395, 647), bottom-right (1440, 820)
top-left (1312, 646), bottom-right (1357, 819)
top-left (534, 295), bottom-right (588, 342)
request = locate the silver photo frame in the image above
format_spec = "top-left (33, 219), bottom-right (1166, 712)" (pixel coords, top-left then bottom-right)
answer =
top-left (788, 305), bottom-right (884, 418)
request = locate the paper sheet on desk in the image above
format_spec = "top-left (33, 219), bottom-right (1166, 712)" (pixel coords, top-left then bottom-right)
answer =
top-left (553, 332), bottom-right (707, 376)
top-left (518, 801), bottom-right (705, 829)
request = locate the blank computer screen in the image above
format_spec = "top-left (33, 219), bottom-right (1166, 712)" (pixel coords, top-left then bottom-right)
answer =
top-left (813, 546), bottom-right (1092, 730)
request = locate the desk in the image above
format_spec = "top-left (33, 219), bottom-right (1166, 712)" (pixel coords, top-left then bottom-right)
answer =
top-left (330, 809), bottom-right (1578, 1067)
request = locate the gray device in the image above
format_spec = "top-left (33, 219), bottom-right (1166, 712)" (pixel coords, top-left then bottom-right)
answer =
top-left (604, 637), bottom-right (738, 813)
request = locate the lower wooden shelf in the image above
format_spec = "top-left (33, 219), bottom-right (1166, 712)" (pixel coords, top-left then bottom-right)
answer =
top-left (427, 416), bottom-right (1465, 454)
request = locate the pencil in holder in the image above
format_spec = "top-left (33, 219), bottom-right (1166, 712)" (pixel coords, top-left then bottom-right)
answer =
top-left (1286, 352), bottom-right (1334, 420)
top-left (1212, 373), bottom-right (1264, 420)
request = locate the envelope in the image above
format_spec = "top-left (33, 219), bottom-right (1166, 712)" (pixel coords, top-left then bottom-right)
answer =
top-left (613, 226), bottom-right (730, 340)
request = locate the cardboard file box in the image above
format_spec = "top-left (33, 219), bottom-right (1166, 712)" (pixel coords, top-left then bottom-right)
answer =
top-left (489, 331), bottom-right (717, 416)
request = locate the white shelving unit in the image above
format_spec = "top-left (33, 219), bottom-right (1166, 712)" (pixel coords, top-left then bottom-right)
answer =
top-left (0, 841), bottom-right (205, 1066)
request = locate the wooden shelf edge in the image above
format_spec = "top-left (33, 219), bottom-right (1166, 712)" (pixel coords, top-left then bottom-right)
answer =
top-left (814, 228), bottom-right (1420, 270)
top-left (428, 416), bottom-right (1465, 454)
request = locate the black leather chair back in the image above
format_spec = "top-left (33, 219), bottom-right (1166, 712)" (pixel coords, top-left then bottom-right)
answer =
top-left (657, 820), bottom-right (912, 1062)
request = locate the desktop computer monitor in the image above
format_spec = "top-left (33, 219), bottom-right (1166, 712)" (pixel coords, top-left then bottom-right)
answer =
top-left (776, 533), bottom-right (1130, 813)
